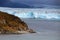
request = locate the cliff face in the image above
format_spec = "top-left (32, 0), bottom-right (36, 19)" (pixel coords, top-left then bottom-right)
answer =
top-left (0, 11), bottom-right (35, 34)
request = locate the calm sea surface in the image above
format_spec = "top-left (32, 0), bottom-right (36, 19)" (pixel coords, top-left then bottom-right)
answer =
top-left (0, 19), bottom-right (60, 40)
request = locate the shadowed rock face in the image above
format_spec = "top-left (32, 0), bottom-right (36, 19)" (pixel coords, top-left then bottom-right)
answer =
top-left (0, 11), bottom-right (35, 34)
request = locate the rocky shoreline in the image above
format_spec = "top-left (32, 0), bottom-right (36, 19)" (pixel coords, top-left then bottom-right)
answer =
top-left (0, 11), bottom-right (35, 34)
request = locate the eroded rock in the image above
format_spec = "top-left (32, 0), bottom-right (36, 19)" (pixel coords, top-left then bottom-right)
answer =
top-left (0, 11), bottom-right (35, 34)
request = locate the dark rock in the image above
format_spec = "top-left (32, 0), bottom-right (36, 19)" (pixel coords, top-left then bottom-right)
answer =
top-left (0, 11), bottom-right (35, 34)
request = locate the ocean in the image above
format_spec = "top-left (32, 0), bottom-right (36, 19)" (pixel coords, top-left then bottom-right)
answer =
top-left (0, 19), bottom-right (60, 40)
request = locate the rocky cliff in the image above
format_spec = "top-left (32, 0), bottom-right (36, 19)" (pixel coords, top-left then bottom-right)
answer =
top-left (0, 11), bottom-right (35, 34)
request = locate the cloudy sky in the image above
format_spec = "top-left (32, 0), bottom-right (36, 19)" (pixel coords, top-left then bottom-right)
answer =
top-left (0, 0), bottom-right (60, 8)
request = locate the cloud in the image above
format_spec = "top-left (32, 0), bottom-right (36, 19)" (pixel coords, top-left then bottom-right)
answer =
top-left (10, 0), bottom-right (60, 7)
top-left (0, 0), bottom-right (60, 8)
top-left (0, 0), bottom-right (32, 8)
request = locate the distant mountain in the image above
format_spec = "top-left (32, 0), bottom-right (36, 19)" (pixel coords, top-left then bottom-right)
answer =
top-left (0, 0), bottom-right (32, 8)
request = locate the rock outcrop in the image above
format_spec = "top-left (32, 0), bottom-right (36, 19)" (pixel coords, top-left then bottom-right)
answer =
top-left (0, 11), bottom-right (35, 34)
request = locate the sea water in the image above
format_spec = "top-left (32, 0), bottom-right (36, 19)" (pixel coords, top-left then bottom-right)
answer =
top-left (0, 19), bottom-right (60, 40)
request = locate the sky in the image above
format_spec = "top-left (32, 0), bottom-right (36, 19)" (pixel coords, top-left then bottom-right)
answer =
top-left (0, 0), bottom-right (60, 8)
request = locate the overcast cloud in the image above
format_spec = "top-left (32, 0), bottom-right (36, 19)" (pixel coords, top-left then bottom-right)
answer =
top-left (0, 0), bottom-right (60, 8)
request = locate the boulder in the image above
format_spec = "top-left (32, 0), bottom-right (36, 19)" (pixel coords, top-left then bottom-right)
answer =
top-left (0, 11), bottom-right (35, 34)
